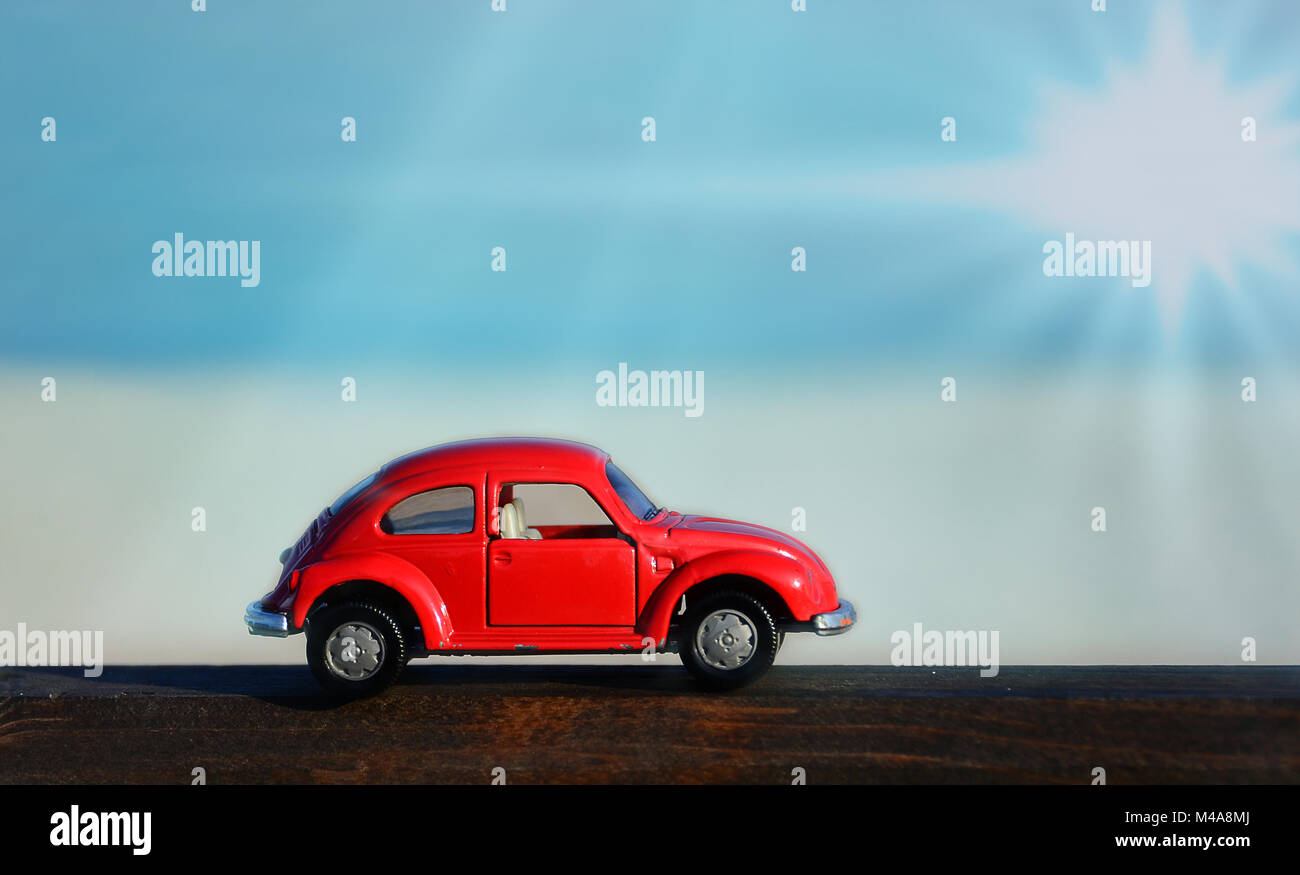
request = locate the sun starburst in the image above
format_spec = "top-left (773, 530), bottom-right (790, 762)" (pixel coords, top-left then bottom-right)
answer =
top-left (869, 3), bottom-right (1300, 333)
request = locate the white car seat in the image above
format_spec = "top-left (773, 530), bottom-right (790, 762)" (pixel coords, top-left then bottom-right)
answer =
top-left (498, 501), bottom-right (525, 539)
top-left (512, 498), bottom-right (543, 539)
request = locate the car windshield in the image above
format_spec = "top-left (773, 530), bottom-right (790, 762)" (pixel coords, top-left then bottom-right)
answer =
top-left (606, 461), bottom-right (661, 521)
top-left (329, 471), bottom-right (378, 516)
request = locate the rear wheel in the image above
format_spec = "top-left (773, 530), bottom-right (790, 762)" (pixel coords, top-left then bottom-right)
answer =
top-left (307, 602), bottom-right (406, 697)
top-left (679, 590), bottom-right (779, 691)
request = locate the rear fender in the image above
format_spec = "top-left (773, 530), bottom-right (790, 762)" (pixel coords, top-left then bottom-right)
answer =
top-left (293, 552), bottom-right (454, 650)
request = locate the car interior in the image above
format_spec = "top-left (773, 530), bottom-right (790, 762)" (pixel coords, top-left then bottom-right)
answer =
top-left (498, 499), bottom-right (541, 540)
top-left (496, 483), bottom-right (620, 541)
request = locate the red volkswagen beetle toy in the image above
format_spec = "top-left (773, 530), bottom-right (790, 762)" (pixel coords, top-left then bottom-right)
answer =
top-left (244, 438), bottom-right (855, 695)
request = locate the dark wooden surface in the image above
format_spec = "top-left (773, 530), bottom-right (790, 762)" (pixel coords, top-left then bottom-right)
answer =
top-left (2, 665), bottom-right (1296, 784)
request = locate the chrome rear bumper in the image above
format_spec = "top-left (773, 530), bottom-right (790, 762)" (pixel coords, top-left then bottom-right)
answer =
top-left (811, 599), bottom-right (856, 636)
top-left (244, 600), bottom-right (294, 638)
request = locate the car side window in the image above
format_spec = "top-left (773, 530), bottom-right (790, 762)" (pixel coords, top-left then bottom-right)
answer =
top-left (495, 482), bottom-right (622, 541)
top-left (506, 483), bottom-right (612, 526)
top-left (381, 486), bottom-right (475, 535)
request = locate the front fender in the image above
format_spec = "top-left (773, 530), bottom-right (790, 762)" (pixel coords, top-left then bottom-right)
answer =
top-left (293, 552), bottom-right (454, 650)
top-left (635, 549), bottom-right (823, 644)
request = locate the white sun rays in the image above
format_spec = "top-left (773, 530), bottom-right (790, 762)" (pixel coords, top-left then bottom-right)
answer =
top-left (871, 4), bottom-right (1300, 333)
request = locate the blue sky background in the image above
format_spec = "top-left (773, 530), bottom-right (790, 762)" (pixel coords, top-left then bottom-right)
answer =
top-left (3, 0), bottom-right (1299, 374)
top-left (3, 2), bottom-right (1299, 665)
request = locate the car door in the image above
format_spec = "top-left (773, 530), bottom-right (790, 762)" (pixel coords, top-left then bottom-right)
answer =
top-left (486, 474), bottom-right (636, 626)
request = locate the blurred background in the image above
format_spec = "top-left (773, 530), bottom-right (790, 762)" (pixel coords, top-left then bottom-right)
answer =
top-left (2, 1), bottom-right (1298, 664)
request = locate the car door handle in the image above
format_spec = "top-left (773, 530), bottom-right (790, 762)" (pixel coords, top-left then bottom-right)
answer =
top-left (493, 553), bottom-right (511, 566)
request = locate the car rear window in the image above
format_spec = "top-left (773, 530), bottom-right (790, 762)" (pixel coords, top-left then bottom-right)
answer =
top-left (382, 486), bottom-right (476, 535)
top-left (329, 472), bottom-right (378, 516)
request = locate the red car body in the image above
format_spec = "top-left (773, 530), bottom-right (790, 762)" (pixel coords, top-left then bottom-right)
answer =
top-left (246, 438), bottom-right (854, 693)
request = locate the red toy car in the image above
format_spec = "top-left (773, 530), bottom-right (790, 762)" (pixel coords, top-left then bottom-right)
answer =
top-left (245, 438), bottom-right (854, 695)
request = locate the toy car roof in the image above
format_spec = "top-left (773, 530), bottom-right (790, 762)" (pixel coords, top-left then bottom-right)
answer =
top-left (382, 437), bottom-right (610, 481)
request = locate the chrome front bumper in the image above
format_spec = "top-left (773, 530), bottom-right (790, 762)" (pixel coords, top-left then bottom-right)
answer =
top-left (244, 600), bottom-right (294, 638)
top-left (811, 599), bottom-right (856, 636)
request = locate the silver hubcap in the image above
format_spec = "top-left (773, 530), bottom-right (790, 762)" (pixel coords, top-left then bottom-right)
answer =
top-left (323, 621), bottom-right (385, 681)
top-left (695, 609), bottom-right (758, 670)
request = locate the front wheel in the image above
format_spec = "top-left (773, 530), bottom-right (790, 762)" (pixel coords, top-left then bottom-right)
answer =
top-left (679, 591), bottom-right (779, 691)
top-left (307, 602), bottom-right (406, 697)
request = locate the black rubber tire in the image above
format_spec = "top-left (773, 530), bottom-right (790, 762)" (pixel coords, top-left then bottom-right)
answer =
top-left (306, 602), bottom-right (406, 697)
top-left (679, 590), bottom-right (779, 691)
